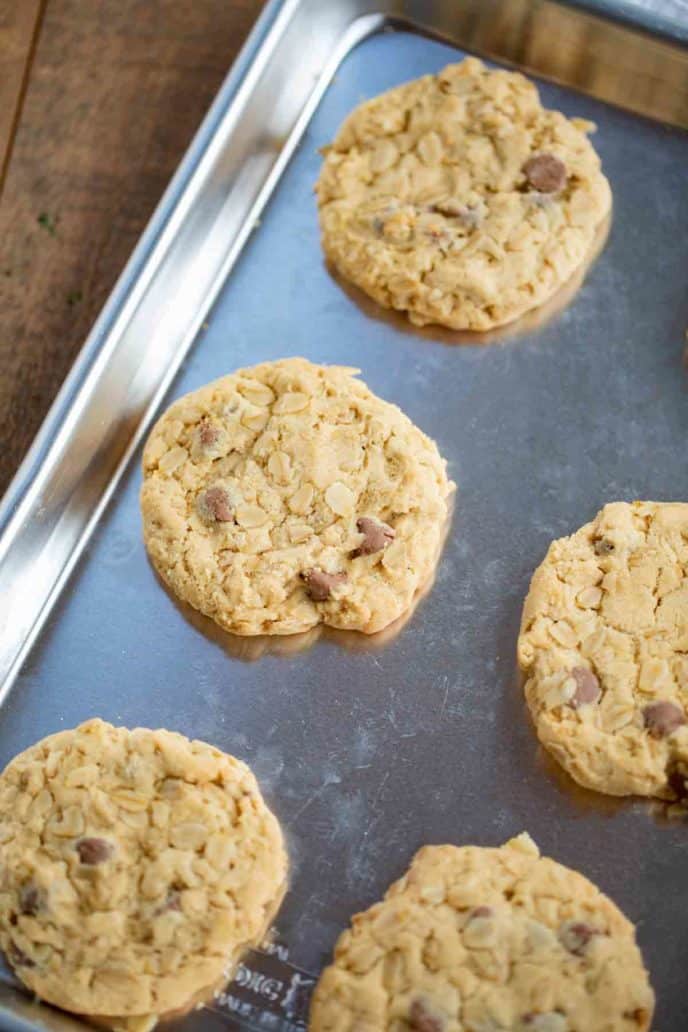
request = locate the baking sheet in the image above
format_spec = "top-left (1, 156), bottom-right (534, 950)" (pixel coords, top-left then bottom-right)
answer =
top-left (1, 11), bottom-right (688, 1032)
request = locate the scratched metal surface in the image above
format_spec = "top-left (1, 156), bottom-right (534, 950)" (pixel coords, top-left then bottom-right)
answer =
top-left (2, 24), bottom-right (688, 1032)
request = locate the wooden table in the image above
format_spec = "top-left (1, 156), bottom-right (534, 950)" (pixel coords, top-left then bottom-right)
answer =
top-left (0, 0), bottom-right (264, 494)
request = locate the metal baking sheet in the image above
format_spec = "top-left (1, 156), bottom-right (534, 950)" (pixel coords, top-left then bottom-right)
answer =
top-left (1, 1), bottom-right (687, 1029)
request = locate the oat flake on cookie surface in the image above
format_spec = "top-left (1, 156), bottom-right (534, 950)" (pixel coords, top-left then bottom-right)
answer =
top-left (518, 501), bottom-right (688, 799)
top-left (141, 358), bottom-right (452, 636)
top-left (309, 833), bottom-right (653, 1032)
top-left (0, 719), bottom-right (286, 1026)
top-left (316, 57), bottom-right (611, 331)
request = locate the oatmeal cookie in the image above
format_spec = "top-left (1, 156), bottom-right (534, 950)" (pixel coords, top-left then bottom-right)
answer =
top-left (316, 58), bottom-right (611, 331)
top-left (141, 358), bottom-right (452, 636)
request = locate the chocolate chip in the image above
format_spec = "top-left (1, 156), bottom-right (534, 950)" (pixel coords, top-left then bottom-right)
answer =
top-left (643, 701), bottom-right (686, 739)
top-left (351, 517), bottom-right (395, 557)
top-left (302, 569), bottom-right (347, 602)
top-left (569, 667), bottom-right (600, 709)
top-left (198, 421), bottom-right (220, 448)
top-left (523, 154), bottom-right (568, 193)
top-left (559, 920), bottom-right (597, 955)
top-left (19, 886), bottom-right (40, 916)
top-left (197, 485), bottom-right (234, 523)
top-left (409, 999), bottom-right (444, 1032)
top-left (152, 887), bottom-right (180, 920)
top-left (594, 538), bottom-right (615, 556)
top-left (471, 905), bottom-right (493, 918)
top-left (8, 942), bottom-right (35, 968)
top-left (76, 837), bottom-right (114, 865)
top-left (164, 889), bottom-right (182, 912)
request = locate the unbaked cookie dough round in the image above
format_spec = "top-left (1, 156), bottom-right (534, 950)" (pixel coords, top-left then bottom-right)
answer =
top-left (316, 57), bottom-right (611, 331)
top-left (309, 833), bottom-right (654, 1032)
top-left (141, 358), bottom-right (452, 636)
top-left (518, 501), bottom-right (688, 799)
top-left (0, 719), bottom-right (286, 1025)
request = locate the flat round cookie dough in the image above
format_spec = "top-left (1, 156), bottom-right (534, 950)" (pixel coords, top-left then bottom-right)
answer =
top-left (309, 833), bottom-right (654, 1032)
top-left (141, 358), bottom-right (452, 636)
top-left (0, 719), bottom-right (287, 1024)
top-left (518, 501), bottom-right (688, 799)
top-left (316, 57), bottom-right (611, 332)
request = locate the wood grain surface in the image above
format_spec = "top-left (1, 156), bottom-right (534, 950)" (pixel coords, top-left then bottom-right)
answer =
top-left (0, 1), bottom-right (44, 184)
top-left (0, 0), bottom-right (264, 494)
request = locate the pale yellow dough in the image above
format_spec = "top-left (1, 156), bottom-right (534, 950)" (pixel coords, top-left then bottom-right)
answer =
top-left (141, 358), bottom-right (452, 636)
top-left (518, 501), bottom-right (688, 798)
top-left (0, 719), bottom-right (287, 1025)
top-left (316, 57), bottom-right (611, 331)
top-left (309, 833), bottom-right (654, 1032)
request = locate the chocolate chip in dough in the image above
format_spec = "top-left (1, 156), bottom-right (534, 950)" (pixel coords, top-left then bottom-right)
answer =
top-left (643, 701), bottom-right (686, 739)
top-left (559, 920), bottom-right (598, 955)
top-left (197, 485), bottom-right (234, 523)
top-left (523, 154), bottom-right (568, 194)
top-left (76, 837), bottom-right (115, 865)
top-left (19, 885), bottom-right (41, 916)
top-left (198, 421), bottom-right (220, 448)
top-left (594, 538), bottom-right (615, 556)
top-left (156, 889), bottom-right (182, 915)
top-left (570, 667), bottom-right (600, 709)
top-left (409, 999), bottom-right (445, 1032)
top-left (302, 569), bottom-right (347, 602)
top-left (351, 517), bottom-right (395, 557)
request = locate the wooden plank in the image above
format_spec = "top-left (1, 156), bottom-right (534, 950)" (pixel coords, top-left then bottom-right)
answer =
top-left (0, 0), bottom-right (45, 189)
top-left (0, 0), bottom-right (264, 493)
